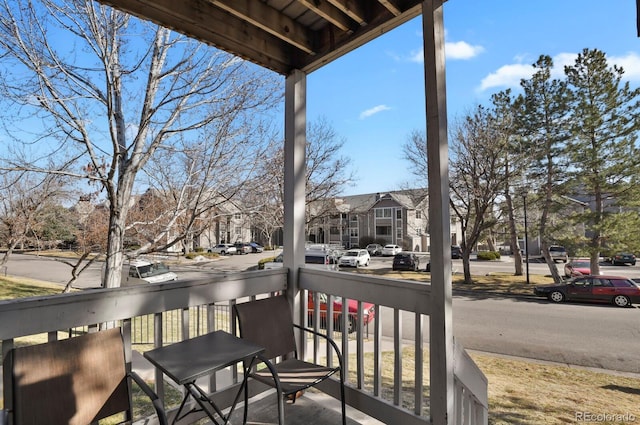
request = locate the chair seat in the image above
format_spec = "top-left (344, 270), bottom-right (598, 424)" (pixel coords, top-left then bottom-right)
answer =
top-left (252, 358), bottom-right (339, 395)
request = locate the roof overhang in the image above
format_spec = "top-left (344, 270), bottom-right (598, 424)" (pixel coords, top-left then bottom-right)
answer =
top-left (96, 0), bottom-right (426, 75)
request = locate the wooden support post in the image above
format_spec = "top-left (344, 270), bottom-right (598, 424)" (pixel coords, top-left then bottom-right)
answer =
top-left (423, 0), bottom-right (454, 423)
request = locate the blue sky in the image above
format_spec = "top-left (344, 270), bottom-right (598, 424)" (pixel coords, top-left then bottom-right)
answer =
top-left (307, 0), bottom-right (640, 196)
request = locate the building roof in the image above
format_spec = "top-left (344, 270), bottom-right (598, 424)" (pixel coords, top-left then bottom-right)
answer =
top-left (336, 189), bottom-right (428, 213)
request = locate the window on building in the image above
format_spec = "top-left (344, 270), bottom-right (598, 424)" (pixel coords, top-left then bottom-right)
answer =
top-left (235, 226), bottom-right (242, 237)
top-left (350, 228), bottom-right (358, 237)
top-left (396, 209), bottom-right (402, 220)
top-left (396, 227), bottom-right (402, 240)
top-left (375, 208), bottom-right (392, 218)
top-left (234, 213), bottom-right (242, 219)
top-left (376, 226), bottom-right (391, 235)
top-left (416, 211), bottom-right (422, 219)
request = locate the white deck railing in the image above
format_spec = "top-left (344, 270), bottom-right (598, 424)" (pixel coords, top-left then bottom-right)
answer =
top-left (0, 268), bottom-right (487, 425)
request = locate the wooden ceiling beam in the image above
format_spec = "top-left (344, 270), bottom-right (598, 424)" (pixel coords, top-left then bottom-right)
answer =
top-left (295, 0), bottom-right (355, 33)
top-left (100, 0), bottom-right (297, 74)
top-left (208, 0), bottom-right (317, 54)
top-left (326, 0), bottom-right (368, 25)
top-left (378, 0), bottom-right (402, 16)
top-left (97, 0), bottom-right (427, 75)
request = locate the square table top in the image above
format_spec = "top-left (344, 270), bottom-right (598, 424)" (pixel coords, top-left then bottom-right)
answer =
top-left (143, 330), bottom-right (264, 384)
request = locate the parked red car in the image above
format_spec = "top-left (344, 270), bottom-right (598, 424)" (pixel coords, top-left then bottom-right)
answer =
top-left (563, 259), bottom-right (591, 277)
top-left (307, 292), bottom-right (375, 333)
top-left (534, 275), bottom-right (640, 307)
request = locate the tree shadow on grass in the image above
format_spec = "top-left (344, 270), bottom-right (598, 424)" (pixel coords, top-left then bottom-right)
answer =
top-left (601, 384), bottom-right (640, 396)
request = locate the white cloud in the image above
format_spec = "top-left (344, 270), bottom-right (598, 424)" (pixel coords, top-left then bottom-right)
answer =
top-left (408, 41), bottom-right (484, 63)
top-left (609, 52), bottom-right (640, 81)
top-left (359, 105), bottom-right (391, 119)
top-left (478, 50), bottom-right (640, 93)
top-left (479, 63), bottom-right (534, 91)
top-left (550, 52), bottom-right (576, 78)
top-left (446, 41), bottom-right (485, 60)
top-left (551, 51), bottom-right (640, 81)
top-left (479, 53), bottom-right (573, 92)
top-left (408, 49), bottom-right (423, 63)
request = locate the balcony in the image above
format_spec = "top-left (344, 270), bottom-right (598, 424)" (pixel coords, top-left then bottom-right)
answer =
top-left (0, 268), bottom-right (487, 424)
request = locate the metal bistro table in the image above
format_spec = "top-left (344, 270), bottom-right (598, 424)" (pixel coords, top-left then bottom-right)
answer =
top-left (144, 330), bottom-right (264, 425)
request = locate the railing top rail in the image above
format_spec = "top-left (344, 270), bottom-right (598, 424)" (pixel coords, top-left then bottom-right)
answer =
top-left (0, 269), bottom-right (287, 340)
top-left (299, 268), bottom-right (432, 315)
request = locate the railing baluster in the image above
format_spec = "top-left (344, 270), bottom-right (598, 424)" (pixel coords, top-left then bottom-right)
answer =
top-left (181, 307), bottom-right (190, 341)
top-left (207, 302), bottom-right (217, 392)
top-left (311, 291), bottom-right (321, 364)
top-left (229, 299), bottom-right (238, 384)
top-left (393, 308), bottom-right (402, 406)
top-left (341, 297), bottom-right (350, 384)
top-left (153, 312), bottom-right (165, 403)
top-left (373, 304), bottom-right (382, 397)
top-left (414, 312), bottom-right (424, 415)
top-left (327, 294), bottom-right (335, 368)
top-left (356, 300), bottom-right (364, 389)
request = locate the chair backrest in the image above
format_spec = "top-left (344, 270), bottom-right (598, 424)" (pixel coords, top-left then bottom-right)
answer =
top-left (7, 328), bottom-right (131, 425)
top-left (234, 296), bottom-right (297, 360)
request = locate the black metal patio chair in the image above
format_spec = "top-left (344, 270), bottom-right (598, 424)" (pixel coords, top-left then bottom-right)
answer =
top-left (234, 295), bottom-right (346, 425)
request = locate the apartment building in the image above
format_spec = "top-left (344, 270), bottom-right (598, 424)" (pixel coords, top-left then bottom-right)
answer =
top-left (307, 190), bottom-right (462, 252)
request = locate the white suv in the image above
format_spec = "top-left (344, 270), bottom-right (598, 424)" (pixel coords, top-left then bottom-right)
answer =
top-left (338, 249), bottom-right (370, 268)
top-left (381, 244), bottom-right (402, 256)
top-left (208, 243), bottom-right (237, 255)
top-left (548, 245), bottom-right (568, 263)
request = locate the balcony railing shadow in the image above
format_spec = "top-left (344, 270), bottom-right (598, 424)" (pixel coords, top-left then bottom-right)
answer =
top-left (0, 267), bottom-right (487, 425)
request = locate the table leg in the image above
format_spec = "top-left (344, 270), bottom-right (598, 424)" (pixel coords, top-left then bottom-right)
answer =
top-left (171, 391), bottom-right (196, 425)
top-left (184, 383), bottom-right (225, 425)
top-left (171, 356), bottom-right (261, 425)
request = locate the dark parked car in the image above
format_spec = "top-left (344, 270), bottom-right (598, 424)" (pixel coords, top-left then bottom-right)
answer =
top-left (392, 252), bottom-right (420, 271)
top-left (534, 275), bottom-right (640, 307)
top-left (248, 242), bottom-right (264, 253)
top-left (425, 246), bottom-right (462, 271)
top-left (609, 252), bottom-right (636, 266)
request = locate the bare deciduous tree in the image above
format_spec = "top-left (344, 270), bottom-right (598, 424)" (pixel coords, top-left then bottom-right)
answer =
top-left (132, 121), bottom-right (277, 255)
top-left (0, 170), bottom-right (70, 266)
top-left (58, 203), bottom-right (109, 293)
top-left (251, 117), bottom-right (354, 244)
top-left (449, 106), bottom-right (509, 284)
top-left (0, 0), bottom-right (281, 287)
